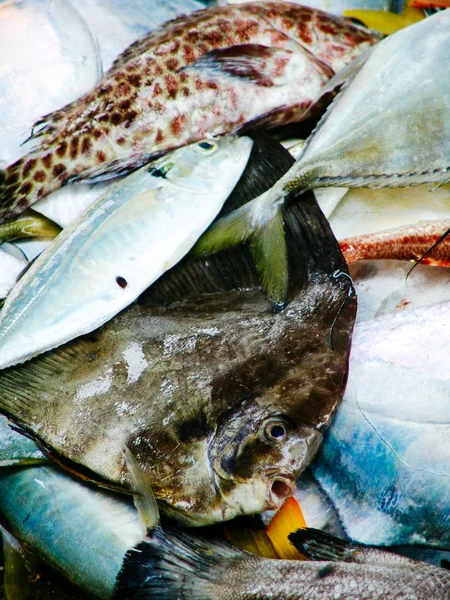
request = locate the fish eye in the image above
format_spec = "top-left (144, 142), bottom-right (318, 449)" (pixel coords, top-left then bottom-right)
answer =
top-left (263, 420), bottom-right (288, 443)
top-left (196, 140), bottom-right (217, 153)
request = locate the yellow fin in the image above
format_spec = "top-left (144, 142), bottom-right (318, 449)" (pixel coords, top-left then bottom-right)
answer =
top-left (343, 7), bottom-right (424, 34)
top-left (265, 497), bottom-right (308, 560)
top-left (224, 524), bottom-right (277, 559)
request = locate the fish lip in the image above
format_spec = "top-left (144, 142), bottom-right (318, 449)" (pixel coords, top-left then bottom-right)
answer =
top-left (263, 471), bottom-right (297, 509)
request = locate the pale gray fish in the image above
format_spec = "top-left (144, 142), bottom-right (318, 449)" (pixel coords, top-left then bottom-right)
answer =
top-left (113, 525), bottom-right (450, 599)
top-left (0, 135), bottom-right (253, 370)
top-left (195, 10), bottom-right (450, 306)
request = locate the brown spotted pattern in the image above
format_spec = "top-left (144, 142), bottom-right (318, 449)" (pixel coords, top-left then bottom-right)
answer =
top-left (0, 2), bottom-right (377, 223)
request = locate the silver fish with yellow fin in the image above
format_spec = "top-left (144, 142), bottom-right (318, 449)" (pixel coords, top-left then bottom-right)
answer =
top-left (0, 139), bottom-right (356, 527)
top-left (196, 10), bottom-right (450, 307)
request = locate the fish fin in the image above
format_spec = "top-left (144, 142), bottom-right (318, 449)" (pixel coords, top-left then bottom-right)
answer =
top-left (265, 497), bottom-right (308, 560)
top-left (65, 155), bottom-right (152, 184)
top-left (288, 528), bottom-right (359, 562)
top-left (114, 526), bottom-right (245, 600)
top-left (140, 133), bottom-right (295, 305)
top-left (2, 528), bottom-right (37, 600)
top-left (124, 447), bottom-right (160, 535)
top-left (0, 210), bottom-right (61, 244)
top-left (179, 44), bottom-right (294, 87)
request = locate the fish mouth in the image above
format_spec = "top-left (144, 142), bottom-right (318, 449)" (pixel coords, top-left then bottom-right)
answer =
top-left (265, 473), bottom-right (296, 509)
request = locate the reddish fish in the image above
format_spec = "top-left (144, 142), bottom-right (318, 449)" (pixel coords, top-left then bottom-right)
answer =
top-left (340, 220), bottom-right (450, 266)
top-left (0, 2), bottom-right (375, 223)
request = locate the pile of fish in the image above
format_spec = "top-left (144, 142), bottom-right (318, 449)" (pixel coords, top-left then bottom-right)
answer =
top-left (0, 0), bottom-right (450, 598)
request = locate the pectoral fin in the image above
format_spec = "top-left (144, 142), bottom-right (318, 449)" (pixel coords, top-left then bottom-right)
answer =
top-left (2, 528), bottom-right (36, 600)
top-left (180, 44), bottom-right (293, 87)
top-left (192, 197), bottom-right (289, 310)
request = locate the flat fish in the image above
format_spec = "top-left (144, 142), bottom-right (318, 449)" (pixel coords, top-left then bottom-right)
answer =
top-left (0, 141), bottom-right (356, 526)
top-left (0, 135), bottom-right (253, 370)
top-left (0, 2), bottom-right (376, 223)
top-left (196, 10), bottom-right (450, 306)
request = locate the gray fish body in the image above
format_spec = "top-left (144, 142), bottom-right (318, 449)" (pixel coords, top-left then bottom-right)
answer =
top-left (114, 526), bottom-right (450, 600)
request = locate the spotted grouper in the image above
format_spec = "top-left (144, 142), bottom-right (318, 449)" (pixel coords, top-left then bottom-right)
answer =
top-left (0, 2), bottom-right (376, 223)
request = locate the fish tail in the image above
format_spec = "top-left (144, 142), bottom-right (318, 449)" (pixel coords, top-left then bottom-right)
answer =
top-left (113, 527), bottom-right (242, 600)
top-left (192, 195), bottom-right (289, 311)
top-left (0, 152), bottom-right (64, 224)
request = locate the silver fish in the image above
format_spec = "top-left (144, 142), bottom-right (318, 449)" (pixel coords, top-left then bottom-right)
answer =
top-left (0, 135), bottom-right (253, 370)
top-left (196, 10), bottom-right (450, 306)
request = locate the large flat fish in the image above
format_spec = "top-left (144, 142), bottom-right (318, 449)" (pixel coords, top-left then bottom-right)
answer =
top-left (196, 10), bottom-right (450, 306)
top-left (0, 2), bottom-right (376, 222)
top-left (0, 135), bottom-right (253, 370)
top-left (0, 142), bottom-right (356, 526)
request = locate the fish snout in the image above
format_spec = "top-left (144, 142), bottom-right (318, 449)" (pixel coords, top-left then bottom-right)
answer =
top-left (268, 476), bottom-right (296, 509)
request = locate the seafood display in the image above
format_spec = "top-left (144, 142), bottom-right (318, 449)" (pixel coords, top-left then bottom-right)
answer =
top-left (197, 10), bottom-right (450, 304)
top-left (0, 187), bottom-right (356, 526)
top-left (0, 2), bottom-right (376, 222)
top-left (0, 135), bottom-right (253, 369)
top-left (1, 0), bottom-right (450, 598)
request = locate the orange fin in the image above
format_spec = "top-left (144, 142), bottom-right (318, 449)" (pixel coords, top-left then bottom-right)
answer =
top-left (265, 497), bottom-right (308, 560)
top-left (224, 522), bottom-right (277, 559)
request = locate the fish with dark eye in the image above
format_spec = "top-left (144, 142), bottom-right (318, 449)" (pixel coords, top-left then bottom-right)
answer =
top-left (196, 10), bottom-right (450, 307)
top-left (0, 140), bottom-right (356, 526)
top-left (0, 2), bottom-right (377, 223)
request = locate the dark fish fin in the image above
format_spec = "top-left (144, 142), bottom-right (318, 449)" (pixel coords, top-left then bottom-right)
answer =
top-left (179, 44), bottom-right (293, 87)
top-left (113, 526), bottom-right (244, 600)
top-left (289, 528), bottom-right (359, 562)
top-left (140, 133), bottom-right (295, 306)
top-left (2, 527), bottom-right (37, 600)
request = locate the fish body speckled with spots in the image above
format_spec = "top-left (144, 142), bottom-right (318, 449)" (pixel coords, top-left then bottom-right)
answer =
top-left (0, 2), bottom-right (376, 222)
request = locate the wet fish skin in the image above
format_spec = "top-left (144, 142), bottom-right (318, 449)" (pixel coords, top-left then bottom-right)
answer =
top-left (197, 10), bottom-right (450, 305)
top-left (0, 135), bottom-right (253, 370)
top-left (113, 525), bottom-right (450, 599)
top-left (0, 2), bottom-right (376, 222)
top-left (340, 219), bottom-right (450, 265)
top-left (0, 191), bottom-right (356, 526)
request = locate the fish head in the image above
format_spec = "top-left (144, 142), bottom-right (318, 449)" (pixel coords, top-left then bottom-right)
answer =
top-left (150, 135), bottom-right (253, 193)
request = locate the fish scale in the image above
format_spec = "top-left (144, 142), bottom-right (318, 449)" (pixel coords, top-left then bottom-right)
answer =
top-left (0, 2), bottom-right (376, 223)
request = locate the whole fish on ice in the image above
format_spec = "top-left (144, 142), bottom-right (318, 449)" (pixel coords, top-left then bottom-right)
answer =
top-left (0, 186), bottom-right (356, 526)
top-left (0, 134), bottom-right (253, 370)
top-left (197, 10), bottom-right (450, 306)
top-left (0, 1), bottom-right (376, 223)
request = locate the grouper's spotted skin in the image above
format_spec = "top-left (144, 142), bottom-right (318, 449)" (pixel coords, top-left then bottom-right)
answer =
top-left (0, 2), bottom-right (376, 222)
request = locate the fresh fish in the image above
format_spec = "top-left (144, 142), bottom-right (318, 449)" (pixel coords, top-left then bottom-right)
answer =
top-left (2, 417), bottom-right (447, 600)
top-left (113, 525), bottom-right (450, 599)
top-left (196, 10), bottom-right (450, 306)
top-left (0, 2), bottom-right (376, 223)
top-left (0, 134), bottom-right (253, 370)
top-left (340, 219), bottom-right (450, 265)
top-left (302, 260), bottom-right (450, 549)
top-left (0, 0), bottom-right (210, 241)
top-left (0, 150), bottom-right (356, 525)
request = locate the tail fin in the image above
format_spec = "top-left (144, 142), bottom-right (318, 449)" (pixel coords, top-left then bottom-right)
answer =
top-left (113, 527), bottom-right (243, 600)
